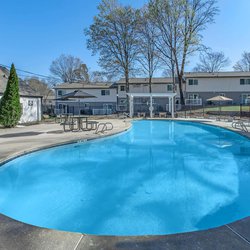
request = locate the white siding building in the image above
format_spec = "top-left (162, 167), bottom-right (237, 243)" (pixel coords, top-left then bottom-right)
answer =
top-left (54, 83), bottom-right (117, 115)
top-left (53, 72), bottom-right (250, 117)
top-left (18, 96), bottom-right (42, 123)
top-left (117, 78), bottom-right (178, 113)
top-left (185, 72), bottom-right (250, 105)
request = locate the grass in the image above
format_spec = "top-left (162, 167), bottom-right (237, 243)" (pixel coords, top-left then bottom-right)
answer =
top-left (190, 106), bottom-right (250, 112)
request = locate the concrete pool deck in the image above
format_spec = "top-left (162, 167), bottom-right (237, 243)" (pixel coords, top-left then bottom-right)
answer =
top-left (0, 119), bottom-right (132, 164)
top-left (1, 118), bottom-right (250, 250)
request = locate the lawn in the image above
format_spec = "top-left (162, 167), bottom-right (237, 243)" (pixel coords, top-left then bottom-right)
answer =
top-left (188, 106), bottom-right (250, 112)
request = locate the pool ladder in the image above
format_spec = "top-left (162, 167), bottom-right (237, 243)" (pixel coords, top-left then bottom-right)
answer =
top-left (232, 121), bottom-right (249, 133)
top-left (95, 122), bottom-right (113, 134)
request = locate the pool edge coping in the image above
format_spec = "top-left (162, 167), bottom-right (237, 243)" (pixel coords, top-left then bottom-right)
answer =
top-left (0, 123), bottom-right (132, 166)
top-left (1, 118), bottom-right (250, 249)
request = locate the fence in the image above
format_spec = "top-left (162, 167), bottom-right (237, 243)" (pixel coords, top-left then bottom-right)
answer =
top-left (92, 108), bottom-right (113, 115)
top-left (185, 98), bottom-right (202, 106)
top-left (177, 104), bottom-right (250, 119)
top-left (166, 104), bottom-right (182, 112)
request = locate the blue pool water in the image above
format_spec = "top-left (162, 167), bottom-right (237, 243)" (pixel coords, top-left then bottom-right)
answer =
top-left (1, 120), bottom-right (250, 236)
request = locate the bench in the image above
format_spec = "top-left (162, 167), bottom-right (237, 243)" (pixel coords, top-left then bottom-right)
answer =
top-left (60, 117), bottom-right (77, 132)
top-left (86, 121), bottom-right (99, 130)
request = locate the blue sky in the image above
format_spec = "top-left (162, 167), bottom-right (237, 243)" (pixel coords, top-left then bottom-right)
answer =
top-left (1, 0), bottom-right (250, 77)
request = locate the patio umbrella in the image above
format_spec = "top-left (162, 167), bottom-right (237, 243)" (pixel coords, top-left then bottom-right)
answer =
top-left (57, 90), bottom-right (97, 115)
top-left (207, 96), bottom-right (233, 102)
top-left (207, 95), bottom-right (233, 118)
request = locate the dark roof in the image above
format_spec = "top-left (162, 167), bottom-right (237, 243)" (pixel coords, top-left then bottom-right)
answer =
top-left (54, 82), bottom-right (115, 89)
top-left (185, 71), bottom-right (250, 78)
top-left (57, 90), bottom-right (97, 100)
top-left (0, 67), bottom-right (42, 98)
top-left (117, 78), bottom-right (174, 84)
top-left (118, 72), bottom-right (250, 83)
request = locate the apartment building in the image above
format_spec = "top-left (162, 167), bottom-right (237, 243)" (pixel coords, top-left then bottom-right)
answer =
top-left (117, 77), bottom-right (178, 113)
top-left (54, 82), bottom-right (117, 115)
top-left (54, 71), bottom-right (250, 116)
top-left (185, 72), bottom-right (250, 106)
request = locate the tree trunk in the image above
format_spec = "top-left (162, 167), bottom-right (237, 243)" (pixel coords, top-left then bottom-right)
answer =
top-left (178, 74), bottom-right (185, 106)
top-left (149, 76), bottom-right (152, 94)
top-left (125, 69), bottom-right (130, 113)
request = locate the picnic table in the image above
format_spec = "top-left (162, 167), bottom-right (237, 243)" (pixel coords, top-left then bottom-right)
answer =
top-left (72, 116), bottom-right (98, 131)
top-left (60, 115), bottom-right (98, 131)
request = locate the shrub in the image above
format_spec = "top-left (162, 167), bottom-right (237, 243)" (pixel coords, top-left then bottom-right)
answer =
top-left (0, 64), bottom-right (22, 127)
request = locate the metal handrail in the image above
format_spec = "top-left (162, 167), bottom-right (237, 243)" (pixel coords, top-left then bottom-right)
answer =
top-left (105, 122), bottom-right (113, 131)
top-left (232, 121), bottom-right (249, 132)
top-left (95, 123), bottom-right (107, 134)
top-left (95, 122), bottom-right (114, 134)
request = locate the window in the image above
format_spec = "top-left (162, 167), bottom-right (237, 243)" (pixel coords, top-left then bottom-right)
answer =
top-left (188, 93), bottom-right (199, 99)
top-left (167, 84), bottom-right (173, 92)
top-left (103, 104), bottom-right (113, 109)
top-left (28, 100), bottom-right (33, 106)
top-left (58, 90), bottom-right (66, 96)
top-left (101, 90), bottom-right (110, 95)
top-left (240, 79), bottom-right (250, 85)
top-left (219, 93), bottom-right (225, 97)
top-left (188, 79), bottom-right (198, 85)
top-left (120, 86), bottom-right (125, 91)
top-left (241, 94), bottom-right (250, 104)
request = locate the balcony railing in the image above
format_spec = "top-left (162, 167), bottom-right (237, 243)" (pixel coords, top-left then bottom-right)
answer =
top-left (185, 98), bottom-right (202, 106)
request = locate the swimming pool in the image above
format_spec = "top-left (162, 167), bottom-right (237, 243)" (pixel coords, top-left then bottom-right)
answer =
top-left (0, 120), bottom-right (250, 236)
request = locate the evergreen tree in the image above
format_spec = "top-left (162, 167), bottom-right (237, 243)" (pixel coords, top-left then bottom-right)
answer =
top-left (0, 64), bottom-right (22, 127)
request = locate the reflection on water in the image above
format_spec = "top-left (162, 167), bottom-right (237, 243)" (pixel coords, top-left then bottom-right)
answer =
top-left (0, 120), bottom-right (250, 236)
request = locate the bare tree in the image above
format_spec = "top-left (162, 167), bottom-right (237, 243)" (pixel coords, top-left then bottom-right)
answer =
top-left (25, 77), bottom-right (53, 103)
top-left (85, 0), bottom-right (140, 109)
top-left (74, 64), bottom-right (90, 82)
top-left (193, 50), bottom-right (230, 72)
top-left (137, 6), bottom-right (161, 93)
top-left (149, 0), bottom-right (219, 105)
top-left (234, 52), bottom-right (250, 72)
top-left (50, 54), bottom-right (90, 83)
top-left (149, 0), bottom-right (179, 92)
top-left (90, 71), bottom-right (117, 82)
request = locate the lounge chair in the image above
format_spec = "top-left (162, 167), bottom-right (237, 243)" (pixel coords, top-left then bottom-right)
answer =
top-left (137, 112), bottom-right (145, 118)
top-left (118, 112), bottom-right (130, 119)
top-left (159, 112), bottom-right (167, 118)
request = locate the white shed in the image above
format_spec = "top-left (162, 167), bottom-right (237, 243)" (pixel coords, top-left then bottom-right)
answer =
top-left (0, 66), bottom-right (42, 124)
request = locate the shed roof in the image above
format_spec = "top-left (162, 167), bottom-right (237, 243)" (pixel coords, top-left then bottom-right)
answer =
top-left (0, 67), bottom-right (42, 98)
top-left (53, 82), bottom-right (115, 89)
